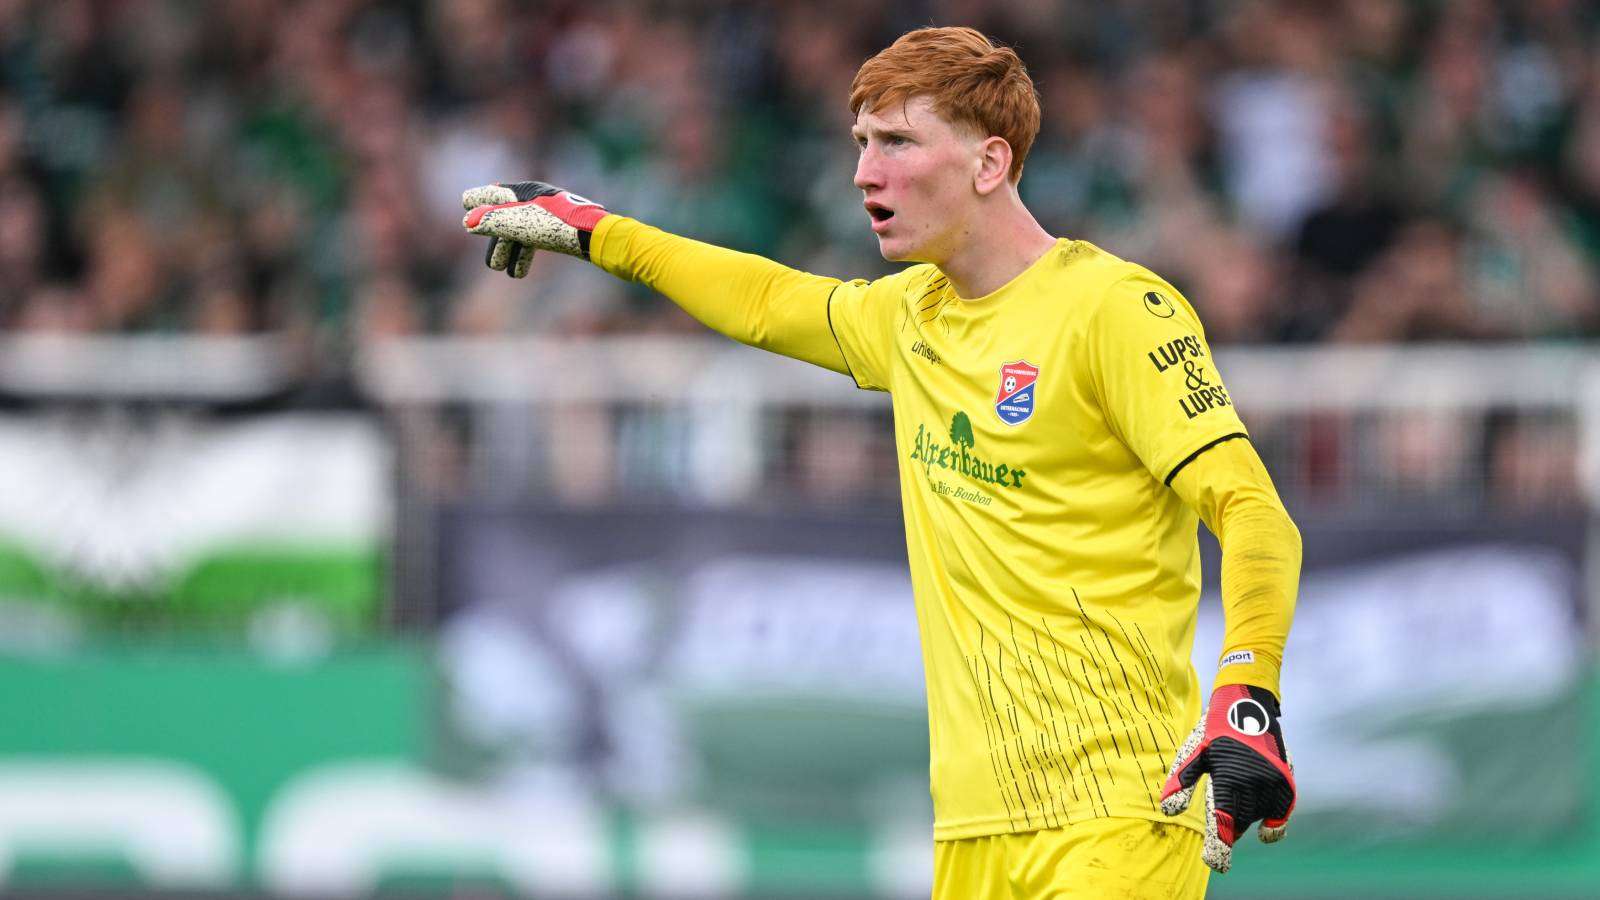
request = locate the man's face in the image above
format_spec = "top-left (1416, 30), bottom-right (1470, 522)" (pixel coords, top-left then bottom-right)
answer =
top-left (852, 95), bottom-right (983, 263)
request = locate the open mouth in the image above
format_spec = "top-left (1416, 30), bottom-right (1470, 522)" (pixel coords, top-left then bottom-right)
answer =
top-left (866, 202), bottom-right (894, 224)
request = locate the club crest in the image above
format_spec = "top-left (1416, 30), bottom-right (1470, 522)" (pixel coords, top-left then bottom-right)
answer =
top-left (995, 360), bottom-right (1039, 425)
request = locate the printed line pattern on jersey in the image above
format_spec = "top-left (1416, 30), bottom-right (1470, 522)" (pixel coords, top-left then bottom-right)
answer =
top-left (916, 276), bottom-right (954, 330)
top-left (1072, 589), bottom-right (1180, 812)
top-left (968, 600), bottom-right (1194, 829)
top-left (962, 589), bottom-right (1192, 833)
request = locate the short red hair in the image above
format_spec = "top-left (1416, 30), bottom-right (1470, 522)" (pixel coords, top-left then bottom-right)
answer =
top-left (850, 27), bottom-right (1041, 183)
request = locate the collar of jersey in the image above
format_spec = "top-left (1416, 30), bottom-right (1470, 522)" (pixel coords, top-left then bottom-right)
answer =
top-left (939, 237), bottom-right (1074, 308)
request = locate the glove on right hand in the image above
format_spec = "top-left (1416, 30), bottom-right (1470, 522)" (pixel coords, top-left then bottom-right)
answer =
top-left (461, 181), bottom-right (609, 277)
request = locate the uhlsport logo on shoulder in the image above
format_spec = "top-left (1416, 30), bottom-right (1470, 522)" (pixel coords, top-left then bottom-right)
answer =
top-left (995, 360), bottom-right (1039, 425)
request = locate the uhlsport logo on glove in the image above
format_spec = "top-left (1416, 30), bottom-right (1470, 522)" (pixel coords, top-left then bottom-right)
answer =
top-left (1226, 698), bottom-right (1271, 736)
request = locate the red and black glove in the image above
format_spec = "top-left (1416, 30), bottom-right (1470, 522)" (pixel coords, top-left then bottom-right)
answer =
top-left (461, 181), bottom-right (610, 277)
top-left (1161, 684), bottom-right (1296, 873)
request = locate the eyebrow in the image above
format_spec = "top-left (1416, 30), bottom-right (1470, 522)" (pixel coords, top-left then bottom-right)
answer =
top-left (852, 125), bottom-right (914, 141)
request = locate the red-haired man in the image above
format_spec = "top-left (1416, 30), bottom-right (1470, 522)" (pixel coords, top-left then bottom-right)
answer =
top-left (463, 26), bottom-right (1299, 899)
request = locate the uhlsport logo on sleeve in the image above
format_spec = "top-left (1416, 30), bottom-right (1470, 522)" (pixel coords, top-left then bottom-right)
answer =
top-left (995, 360), bottom-right (1039, 425)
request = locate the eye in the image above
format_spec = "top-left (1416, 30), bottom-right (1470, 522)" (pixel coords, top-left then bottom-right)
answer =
top-left (888, 135), bottom-right (908, 147)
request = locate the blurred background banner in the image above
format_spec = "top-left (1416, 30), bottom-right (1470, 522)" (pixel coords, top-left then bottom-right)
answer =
top-left (434, 504), bottom-right (1592, 862)
top-left (3, 0), bottom-right (1600, 897)
top-left (0, 408), bottom-right (389, 638)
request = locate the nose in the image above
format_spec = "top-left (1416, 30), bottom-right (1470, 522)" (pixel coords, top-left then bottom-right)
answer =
top-left (854, 146), bottom-right (882, 192)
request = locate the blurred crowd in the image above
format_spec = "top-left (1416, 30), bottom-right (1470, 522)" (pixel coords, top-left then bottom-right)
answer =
top-left (2, 0), bottom-right (1599, 349)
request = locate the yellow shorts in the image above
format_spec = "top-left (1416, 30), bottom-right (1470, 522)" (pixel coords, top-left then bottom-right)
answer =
top-left (933, 818), bottom-right (1209, 900)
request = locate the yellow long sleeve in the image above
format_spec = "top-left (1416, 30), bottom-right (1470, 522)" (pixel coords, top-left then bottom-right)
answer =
top-left (1167, 438), bottom-right (1301, 697)
top-left (588, 215), bottom-right (851, 374)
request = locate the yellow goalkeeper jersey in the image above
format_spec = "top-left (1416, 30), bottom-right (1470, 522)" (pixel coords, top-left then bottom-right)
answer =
top-left (827, 239), bottom-right (1244, 840)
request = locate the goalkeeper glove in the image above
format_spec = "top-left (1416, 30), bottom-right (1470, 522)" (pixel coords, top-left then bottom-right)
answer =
top-left (461, 181), bottom-right (609, 278)
top-left (1161, 683), bottom-right (1296, 874)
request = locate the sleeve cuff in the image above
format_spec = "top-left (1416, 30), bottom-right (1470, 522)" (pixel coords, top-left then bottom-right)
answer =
top-left (1210, 653), bottom-right (1282, 698)
top-left (588, 214), bottom-right (633, 278)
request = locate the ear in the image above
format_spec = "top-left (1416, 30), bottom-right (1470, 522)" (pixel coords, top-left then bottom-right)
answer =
top-left (974, 136), bottom-right (1014, 196)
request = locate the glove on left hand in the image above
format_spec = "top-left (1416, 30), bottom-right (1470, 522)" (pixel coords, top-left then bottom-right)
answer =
top-left (1161, 683), bottom-right (1296, 874)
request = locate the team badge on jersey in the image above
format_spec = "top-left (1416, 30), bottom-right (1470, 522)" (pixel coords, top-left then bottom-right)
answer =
top-left (995, 360), bottom-right (1039, 425)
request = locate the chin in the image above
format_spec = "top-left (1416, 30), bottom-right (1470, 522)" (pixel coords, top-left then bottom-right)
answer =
top-left (875, 236), bottom-right (922, 263)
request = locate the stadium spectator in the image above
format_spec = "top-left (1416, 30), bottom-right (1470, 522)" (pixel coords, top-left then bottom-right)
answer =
top-left (2, 0), bottom-right (1597, 510)
top-left (0, 0), bottom-right (1594, 343)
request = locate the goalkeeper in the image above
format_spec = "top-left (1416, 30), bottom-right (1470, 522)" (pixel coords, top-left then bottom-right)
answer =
top-left (463, 26), bottom-right (1298, 900)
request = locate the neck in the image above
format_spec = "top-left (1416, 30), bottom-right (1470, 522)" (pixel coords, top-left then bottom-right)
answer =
top-left (937, 195), bottom-right (1058, 299)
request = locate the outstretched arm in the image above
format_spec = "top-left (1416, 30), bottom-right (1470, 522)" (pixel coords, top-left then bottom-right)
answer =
top-left (462, 181), bottom-right (850, 374)
top-left (590, 217), bottom-right (850, 373)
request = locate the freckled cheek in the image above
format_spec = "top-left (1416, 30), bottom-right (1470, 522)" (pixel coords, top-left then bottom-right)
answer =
top-left (893, 169), bottom-right (942, 232)
top-left (910, 184), bottom-right (949, 234)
